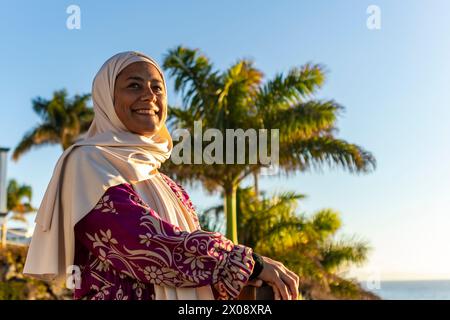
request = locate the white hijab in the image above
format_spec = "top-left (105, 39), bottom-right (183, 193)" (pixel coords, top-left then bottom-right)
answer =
top-left (23, 51), bottom-right (214, 300)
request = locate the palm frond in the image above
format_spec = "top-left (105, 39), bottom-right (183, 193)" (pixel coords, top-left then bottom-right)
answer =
top-left (16, 89), bottom-right (94, 160)
top-left (68, 93), bottom-right (91, 113)
top-left (320, 236), bottom-right (371, 272)
top-left (268, 100), bottom-right (342, 141)
top-left (163, 46), bottom-right (219, 117)
top-left (7, 179), bottom-right (36, 214)
top-left (279, 136), bottom-right (376, 173)
top-left (12, 124), bottom-right (59, 161)
top-left (310, 209), bottom-right (342, 241)
top-left (256, 63), bottom-right (325, 110)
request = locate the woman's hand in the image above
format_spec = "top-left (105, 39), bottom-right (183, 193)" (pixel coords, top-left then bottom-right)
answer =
top-left (246, 279), bottom-right (263, 287)
top-left (256, 256), bottom-right (300, 300)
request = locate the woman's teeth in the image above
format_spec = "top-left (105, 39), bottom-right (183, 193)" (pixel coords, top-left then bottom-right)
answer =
top-left (135, 109), bottom-right (157, 115)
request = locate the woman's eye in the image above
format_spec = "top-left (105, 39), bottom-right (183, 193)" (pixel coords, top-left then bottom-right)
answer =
top-left (128, 83), bottom-right (141, 89)
top-left (152, 86), bottom-right (163, 93)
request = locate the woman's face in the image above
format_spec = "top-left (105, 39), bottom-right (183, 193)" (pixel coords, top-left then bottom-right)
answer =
top-left (114, 61), bottom-right (166, 136)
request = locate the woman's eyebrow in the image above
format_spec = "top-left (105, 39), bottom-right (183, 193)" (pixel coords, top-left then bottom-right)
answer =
top-left (126, 76), bottom-right (163, 84)
top-left (126, 76), bottom-right (144, 81)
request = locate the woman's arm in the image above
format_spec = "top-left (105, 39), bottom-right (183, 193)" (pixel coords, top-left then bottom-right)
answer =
top-left (74, 183), bottom-right (255, 299)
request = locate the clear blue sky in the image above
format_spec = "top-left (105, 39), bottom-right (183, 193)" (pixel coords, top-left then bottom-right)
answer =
top-left (1, 0), bottom-right (449, 281)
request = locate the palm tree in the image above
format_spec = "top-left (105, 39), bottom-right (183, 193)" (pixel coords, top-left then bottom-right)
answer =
top-left (12, 89), bottom-right (93, 161)
top-left (1, 179), bottom-right (35, 247)
top-left (234, 187), bottom-right (370, 270)
top-left (162, 46), bottom-right (376, 243)
top-left (198, 186), bottom-right (374, 299)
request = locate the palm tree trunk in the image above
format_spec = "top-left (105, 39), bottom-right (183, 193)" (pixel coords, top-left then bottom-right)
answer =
top-left (1, 222), bottom-right (7, 248)
top-left (224, 184), bottom-right (238, 244)
top-left (62, 135), bottom-right (72, 150)
top-left (253, 171), bottom-right (259, 197)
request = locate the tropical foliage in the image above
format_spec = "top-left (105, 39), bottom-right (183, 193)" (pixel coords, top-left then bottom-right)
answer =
top-left (199, 187), bottom-right (378, 299)
top-left (7, 179), bottom-right (35, 223)
top-left (0, 244), bottom-right (70, 300)
top-left (6, 46), bottom-right (378, 299)
top-left (161, 46), bottom-right (376, 243)
top-left (12, 89), bottom-right (93, 161)
top-left (1, 180), bottom-right (36, 248)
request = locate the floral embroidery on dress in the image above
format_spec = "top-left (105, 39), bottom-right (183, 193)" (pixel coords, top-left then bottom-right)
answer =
top-left (132, 281), bottom-right (146, 299)
top-left (115, 287), bottom-right (129, 300)
top-left (90, 284), bottom-right (111, 300)
top-left (94, 195), bottom-right (117, 214)
top-left (73, 182), bottom-right (255, 300)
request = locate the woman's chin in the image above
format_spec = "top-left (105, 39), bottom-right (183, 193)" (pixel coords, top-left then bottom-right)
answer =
top-left (134, 120), bottom-right (160, 133)
top-left (137, 124), bottom-right (163, 137)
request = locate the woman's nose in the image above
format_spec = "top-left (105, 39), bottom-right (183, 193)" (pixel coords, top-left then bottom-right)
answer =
top-left (141, 85), bottom-right (157, 102)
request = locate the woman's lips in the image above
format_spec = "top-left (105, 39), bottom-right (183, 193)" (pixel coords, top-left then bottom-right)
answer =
top-left (134, 109), bottom-right (157, 115)
top-left (132, 106), bottom-right (160, 117)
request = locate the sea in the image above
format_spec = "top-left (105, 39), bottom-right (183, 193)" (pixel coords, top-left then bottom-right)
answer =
top-left (361, 280), bottom-right (450, 300)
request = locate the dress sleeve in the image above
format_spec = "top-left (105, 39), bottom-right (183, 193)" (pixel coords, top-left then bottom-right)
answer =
top-left (74, 183), bottom-right (255, 299)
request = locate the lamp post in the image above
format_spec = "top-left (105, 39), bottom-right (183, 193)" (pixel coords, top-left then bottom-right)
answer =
top-left (0, 147), bottom-right (10, 248)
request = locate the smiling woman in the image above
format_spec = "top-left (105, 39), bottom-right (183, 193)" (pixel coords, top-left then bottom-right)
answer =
top-left (22, 51), bottom-right (299, 301)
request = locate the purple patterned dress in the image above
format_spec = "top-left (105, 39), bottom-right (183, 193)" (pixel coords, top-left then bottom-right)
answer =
top-left (73, 173), bottom-right (255, 300)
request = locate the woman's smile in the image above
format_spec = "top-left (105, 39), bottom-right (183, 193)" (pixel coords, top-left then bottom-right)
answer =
top-left (132, 105), bottom-right (160, 116)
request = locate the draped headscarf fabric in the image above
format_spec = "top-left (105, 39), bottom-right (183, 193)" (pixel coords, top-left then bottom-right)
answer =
top-left (23, 51), bottom-right (215, 300)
